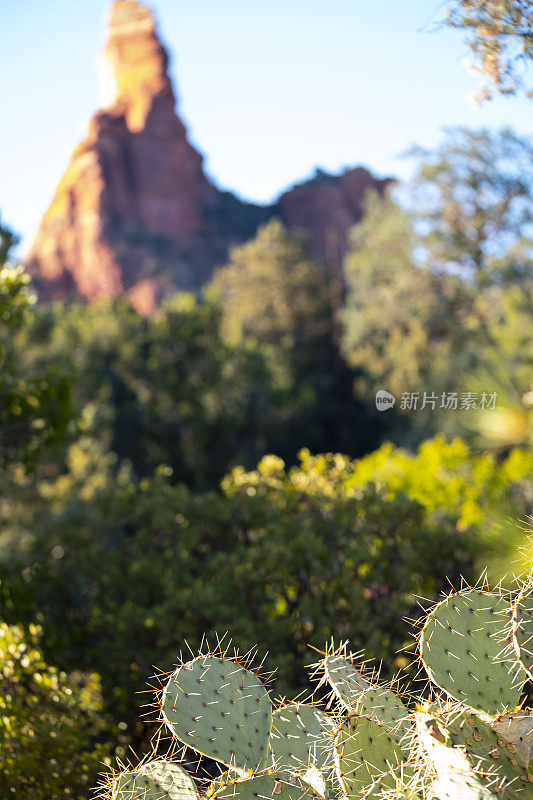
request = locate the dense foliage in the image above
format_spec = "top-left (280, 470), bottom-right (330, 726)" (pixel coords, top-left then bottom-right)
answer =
top-left (0, 622), bottom-right (111, 799)
top-left (0, 125), bottom-right (532, 795)
top-left (444, 0), bottom-right (533, 100)
top-left (342, 192), bottom-right (443, 403)
top-left (0, 265), bottom-right (70, 468)
top-left (343, 127), bottom-right (533, 445)
top-left (2, 435), bottom-right (531, 752)
top-left (14, 290), bottom-right (385, 491)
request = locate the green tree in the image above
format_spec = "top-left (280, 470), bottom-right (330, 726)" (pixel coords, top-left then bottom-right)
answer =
top-left (0, 262), bottom-right (71, 470)
top-left (342, 129), bottom-right (533, 442)
top-left (14, 294), bottom-right (285, 488)
top-left (0, 621), bottom-right (111, 799)
top-left (444, 0), bottom-right (533, 100)
top-left (211, 219), bottom-right (331, 362)
top-left (0, 215), bottom-right (19, 266)
top-left (407, 127), bottom-right (533, 285)
top-left (4, 435), bottom-right (529, 750)
top-left (342, 191), bottom-right (448, 400)
top-left (211, 219), bottom-right (388, 458)
top-left (407, 127), bottom-right (533, 434)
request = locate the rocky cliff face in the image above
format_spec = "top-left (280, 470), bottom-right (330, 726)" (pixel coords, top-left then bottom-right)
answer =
top-left (278, 168), bottom-right (392, 266)
top-left (26, 0), bottom-right (390, 312)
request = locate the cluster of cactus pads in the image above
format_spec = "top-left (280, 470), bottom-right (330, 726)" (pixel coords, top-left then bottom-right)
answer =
top-left (102, 578), bottom-right (533, 800)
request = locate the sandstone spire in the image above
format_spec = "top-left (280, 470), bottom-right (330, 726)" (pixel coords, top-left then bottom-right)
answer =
top-left (26, 0), bottom-right (390, 312)
top-left (26, 0), bottom-right (268, 311)
top-left (103, 0), bottom-right (175, 132)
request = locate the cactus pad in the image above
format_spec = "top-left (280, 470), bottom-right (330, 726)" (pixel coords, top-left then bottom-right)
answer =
top-left (319, 651), bottom-right (411, 743)
top-left (493, 712), bottom-right (533, 770)
top-left (162, 656), bottom-right (272, 775)
top-left (209, 773), bottom-right (312, 800)
top-left (270, 703), bottom-right (334, 776)
top-left (431, 771), bottom-right (501, 799)
top-left (416, 710), bottom-right (507, 800)
top-left (419, 590), bottom-right (524, 718)
top-left (320, 652), bottom-right (370, 704)
top-left (334, 714), bottom-right (407, 799)
top-left (448, 711), bottom-right (533, 797)
top-left (513, 582), bottom-right (533, 680)
top-left (112, 760), bottom-right (199, 800)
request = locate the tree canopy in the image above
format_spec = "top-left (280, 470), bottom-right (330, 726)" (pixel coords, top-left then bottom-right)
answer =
top-left (444, 0), bottom-right (533, 101)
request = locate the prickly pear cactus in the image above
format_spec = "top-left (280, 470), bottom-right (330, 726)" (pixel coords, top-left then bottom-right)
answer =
top-left (315, 647), bottom-right (371, 703)
top-left (269, 703), bottom-right (335, 777)
top-left (415, 709), bottom-right (526, 800)
top-left (312, 645), bottom-right (411, 745)
top-left (512, 581), bottom-right (533, 679)
top-left (419, 589), bottom-right (524, 718)
top-left (209, 773), bottom-right (313, 800)
top-left (111, 760), bottom-right (199, 800)
top-left (431, 766), bottom-right (503, 800)
top-left (334, 714), bottom-right (408, 799)
top-left (101, 574), bottom-right (533, 800)
top-left (415, 710), bottom-right (491, 800)
top-left (447, 710), bottom-right (533, 797)
top-left (494, 712), bottom-right (533, 769)
top-left (162, 655), bottom-right (272, 775)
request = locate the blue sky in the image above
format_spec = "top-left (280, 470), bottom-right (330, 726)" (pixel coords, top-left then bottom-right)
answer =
top-left (2, 0), bottom-right (532, 253)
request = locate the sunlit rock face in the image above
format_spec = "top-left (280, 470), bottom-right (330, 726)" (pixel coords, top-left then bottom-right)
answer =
top-left (26, 0), bottom-right (270, 311)
top-left (26, 0), bottom-right (390, 313)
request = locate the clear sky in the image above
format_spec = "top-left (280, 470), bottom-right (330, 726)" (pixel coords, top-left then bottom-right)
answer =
top-left (2, 0), bottom-right (532, 254)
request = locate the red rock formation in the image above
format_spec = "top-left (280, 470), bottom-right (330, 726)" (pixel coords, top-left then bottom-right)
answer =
top-left (26, 0), bottom-right (391, 312)
top-left (26, 0), bottom-right (261, 312)
top-left (278, 167), bottom-right (392, 267)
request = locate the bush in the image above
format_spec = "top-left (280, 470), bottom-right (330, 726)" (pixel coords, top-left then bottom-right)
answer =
top-left (1, 440), bottom-right (481, 742)
top-left (0, 621), bottom-right (111, 799)
top-left (344, 435), bottom-right (533, 577)
top-left (0, 266), bottom-right (70, 470)
top-left (2, 435), bottom-right (530, 761)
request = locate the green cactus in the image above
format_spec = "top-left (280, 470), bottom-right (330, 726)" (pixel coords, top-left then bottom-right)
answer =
top-left (447, 710), bottom-right (533, 798)
top-left (415, 708), bottom-right (529, 800)
top-left (334, 714), bottom-right (409, 799)
top-left (512, 581), bottom-right (533, 679)
top-left (208, 773), bottom-right (313, 800)
top-left (313, 645), bottom-right (411, 744)
top-left (268, 703), bottom-right (340, 798)
top-left (269, 703), bottom-right (335, 776)
top-left (101, 576), bottom-right (533, 800)
top-left (493, 712), bottom-right (533, 769)
top-left (414, 710), bottom-right (494, 800)
top-left (419, 589), bottom-right (525, 719)
top-left (111, 760), bottom-right (200, 800)
top-left (431, 769), bottom-right (504, 799)
top-left (161, 655), bottom-right (272, 776)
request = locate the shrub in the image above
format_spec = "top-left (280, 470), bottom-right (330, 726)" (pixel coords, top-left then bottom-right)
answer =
top-left (0, 621), bottom-right (111, 799)
top-left (1, 441), bottom-right (477, 740)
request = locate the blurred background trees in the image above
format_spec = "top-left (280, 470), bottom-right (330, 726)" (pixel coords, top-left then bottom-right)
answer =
top-left (444, 0), bottom-right (533, 101)
top-left (0, 124), bottom-right (531, 793)
top-left (342, 192), bottom-right (443, 403)
top-left (342, 126), bottom-right (533, 443)
top-left (0, 226), bottom-right (70, 471)
top-left (0, 622), bottom-right (112, 799)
